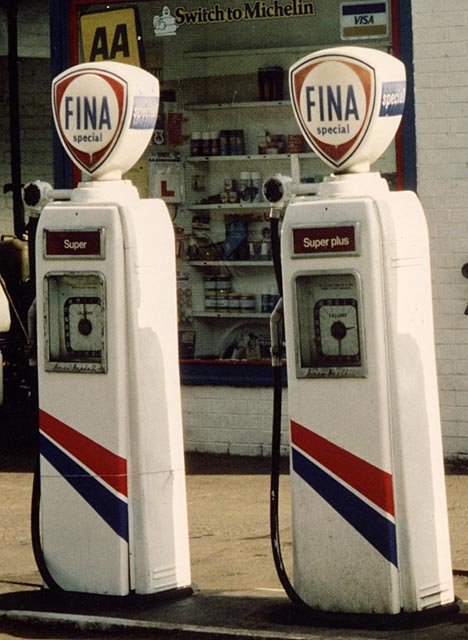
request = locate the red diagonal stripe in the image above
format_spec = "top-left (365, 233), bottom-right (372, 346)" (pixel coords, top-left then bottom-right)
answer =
top-left (39, 409), bottom-right (128, 498)
top-left (291, 420), bottom-right (394, 516)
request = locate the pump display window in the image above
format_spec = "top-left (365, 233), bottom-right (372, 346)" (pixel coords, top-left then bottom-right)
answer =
top-left (60, 0), bottom-right (400, 385)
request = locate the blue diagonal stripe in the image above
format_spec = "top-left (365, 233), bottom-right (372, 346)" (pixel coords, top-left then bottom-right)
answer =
top-left (40, 433), bottom-right (129, 543)
top-left (292, 447), bottom-right (398, 567)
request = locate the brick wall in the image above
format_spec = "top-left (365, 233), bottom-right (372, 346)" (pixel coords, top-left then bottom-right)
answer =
top-left (412, 0), bottom-right (468, 456)
top-left (181, 385), bottom-right (290, 457)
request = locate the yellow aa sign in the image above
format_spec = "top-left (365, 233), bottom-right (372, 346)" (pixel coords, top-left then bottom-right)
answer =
top-left (80, 8), bottom-right (143, 66)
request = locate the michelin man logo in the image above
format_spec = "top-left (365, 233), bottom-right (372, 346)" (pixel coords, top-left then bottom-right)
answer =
top-left (153, 6), bottom-right (178, 37)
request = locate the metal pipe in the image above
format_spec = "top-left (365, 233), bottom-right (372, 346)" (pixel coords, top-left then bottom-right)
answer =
top-left (6, 0), bottom-right (25, 238)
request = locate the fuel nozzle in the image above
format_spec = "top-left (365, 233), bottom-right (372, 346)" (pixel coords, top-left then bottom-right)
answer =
top-left (263, 175), bottom-right (295, 209)
top-left (23, 180), bottom-right (72, 213)
top-left (263, 173), bottom-right (318, 210)
top-left (23, 180), bottom-right (53, 210)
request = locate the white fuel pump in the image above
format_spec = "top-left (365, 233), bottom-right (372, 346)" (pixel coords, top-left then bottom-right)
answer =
top-left (33, 61), bottom-right (191, 596)
top-left (266, 47), bottom-right (455, 616)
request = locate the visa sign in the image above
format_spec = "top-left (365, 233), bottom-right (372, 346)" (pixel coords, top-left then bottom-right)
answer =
top-left (53, 69), bottom-right (127, 175)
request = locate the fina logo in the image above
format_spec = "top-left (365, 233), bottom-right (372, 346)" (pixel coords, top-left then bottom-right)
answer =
top-left (290, 54), bottom-right (376, 169)
top-left (53, 69), bottom-right (127, 174)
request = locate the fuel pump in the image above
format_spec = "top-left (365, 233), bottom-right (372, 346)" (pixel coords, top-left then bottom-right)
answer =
top-left (266, 47), bottom-right (455, 617)
top-left (33, 61), bottom-right (191, 596)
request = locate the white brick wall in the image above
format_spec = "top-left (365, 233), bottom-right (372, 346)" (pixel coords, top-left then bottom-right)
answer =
top-left (181, 385), bottom-right (290, 457)
top-left (412, 0), bottom-right (468, 456)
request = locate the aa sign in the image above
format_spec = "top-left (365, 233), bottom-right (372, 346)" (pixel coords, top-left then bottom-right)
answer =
top-left (80, 8), bottom-right (143, 67)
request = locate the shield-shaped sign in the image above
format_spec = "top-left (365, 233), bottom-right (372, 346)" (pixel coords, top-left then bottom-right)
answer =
top-left (52, 68), bottom-right (128, 175)
top-left (289, 53), bottom-right (376, 170)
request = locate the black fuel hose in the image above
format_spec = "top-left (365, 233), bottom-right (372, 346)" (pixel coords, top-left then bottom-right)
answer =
top-left (269, 207), bottom-right (311, 611)
top-left (269, 212), bottom-right (349, 617)
top-left (269, 212), bottom-right (283, 299)
top-left (31, 443), bottom-right (64, 592)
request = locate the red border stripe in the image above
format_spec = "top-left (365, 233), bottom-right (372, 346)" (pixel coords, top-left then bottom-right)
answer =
top-left (291, 420), bottom-right (394, 516)
top-left (39, 409), bottom-right (128, 497)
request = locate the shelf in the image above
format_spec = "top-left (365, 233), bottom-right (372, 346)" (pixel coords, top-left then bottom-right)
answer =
top-left (185, 45), bottom-right (343, 59)
top-left (186, 152), bottom-right (315, 162)
top-left (185, 100), bottom-right (291, 110)
top-left (189, 260), bottom-right (273, 267)
top-left (180, 359), bottom-right (287, 387)
top-left (188, 203), bottom-right (270, 211)
top-left (193, 311), bottom-right (270, 319)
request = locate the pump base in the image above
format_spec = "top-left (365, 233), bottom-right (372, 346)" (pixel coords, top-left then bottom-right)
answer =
top-left (36, 584), bottom-right (195, 611)
top-left (271, 598), bottom-right (460, 631)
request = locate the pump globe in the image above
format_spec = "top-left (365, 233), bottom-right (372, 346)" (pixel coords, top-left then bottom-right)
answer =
top-left (52, 61), bottom-right (159, 180)
top-left (289, 46), bottom-right (406, 173)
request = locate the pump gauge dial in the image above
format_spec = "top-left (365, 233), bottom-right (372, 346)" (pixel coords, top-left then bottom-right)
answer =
top-left (295, 271), bottom-right (366, 378)
top-left (64, 296), bottom-right (103, 357)
top-left (314, 298), bottom-right (360, 364)
top-left (45, 272), bottom-right (106, 373)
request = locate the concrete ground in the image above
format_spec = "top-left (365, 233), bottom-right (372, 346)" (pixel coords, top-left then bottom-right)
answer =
top-left (2, 406), bottom-right (468, 638)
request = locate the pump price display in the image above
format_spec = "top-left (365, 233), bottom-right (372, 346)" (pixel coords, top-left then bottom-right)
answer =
top-left (44, 272), bottom-right (107, 373)
top-left (295, 271), bottom-right (366, 378)
top-left (314, 298), bottom-right (360, 362)
top-left (63, 296), bottom-right (103, 357)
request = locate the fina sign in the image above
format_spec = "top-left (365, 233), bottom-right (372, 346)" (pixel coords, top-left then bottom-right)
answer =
top-left (52, 62), bottom-right (159, 179)
top-left (289, 47), bottom-right (406, 172)
top-left (53, 69), bottom-right (127, 175)
top-left (290, 53), bottom-right (375, 169)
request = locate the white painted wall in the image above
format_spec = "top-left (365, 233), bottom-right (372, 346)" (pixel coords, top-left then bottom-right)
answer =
top-left (181, 385), bottom-right (290, 457)
top-left (412, 0), bottom-right (468, 456)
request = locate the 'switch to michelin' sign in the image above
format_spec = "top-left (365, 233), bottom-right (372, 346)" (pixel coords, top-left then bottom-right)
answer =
top-left (154, 0), bottom-right (314, 35)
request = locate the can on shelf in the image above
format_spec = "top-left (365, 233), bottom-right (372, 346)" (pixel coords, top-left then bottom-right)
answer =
top-left (239, 171), bottom-right (251, 203)
top-left (240, 294), bottom-right (256, 312)
top-left (190, 132), bottom-right (202, 156)
top-left (228, 293), bottom-right (241, 312)
top-left (204, 276), bottom-right (218, 293)
top-left (261, 293), bottom-right (279, 313)
top-left (251, 172), bottom-right (262, 202)
top-left (210, 131), bottom-right (219, 156)
top-left (205, 293), bottom-right (218, 310)
top-left (202, 132), bottom-right (211, 156)
top-left (217, 275), bottom-right (232, 292)
top-left (219, 130), bottom-right (230, 156)
top-left (216, 294), bottom-right (229, 311)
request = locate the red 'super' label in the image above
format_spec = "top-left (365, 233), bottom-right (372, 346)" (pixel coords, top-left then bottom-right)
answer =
top-left (45, 229), bottom-right (103, 257)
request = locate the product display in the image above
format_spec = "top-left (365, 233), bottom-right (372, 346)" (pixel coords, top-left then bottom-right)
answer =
top-left (176, 45), bottom-right (395, 363)
top-left (258, 66), bottom-right (284, 101)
